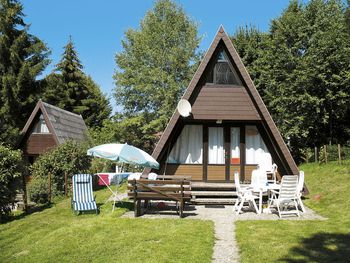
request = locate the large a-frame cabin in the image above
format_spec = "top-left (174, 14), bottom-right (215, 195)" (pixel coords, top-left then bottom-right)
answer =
top-left (150, 26), bottom-right (299, 183)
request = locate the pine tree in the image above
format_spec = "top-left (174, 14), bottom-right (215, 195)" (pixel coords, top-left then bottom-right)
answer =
top-left (0, 0), bottom-right (50, 145)
top-left (42, 37), bottom-right (111, 127)
top-left (114, 0), bottom-right (201, 151)
top-left (55, 36), bottom-right (85, 113)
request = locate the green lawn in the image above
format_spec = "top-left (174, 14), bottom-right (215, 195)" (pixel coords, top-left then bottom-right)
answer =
top-left (236, 160), bottom-right (350, 263)
top-left (0, 185), bottom-right (214, 263)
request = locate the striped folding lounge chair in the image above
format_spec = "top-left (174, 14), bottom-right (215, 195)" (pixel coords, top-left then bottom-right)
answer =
top-left (72, 174), bottom-right (98, 215)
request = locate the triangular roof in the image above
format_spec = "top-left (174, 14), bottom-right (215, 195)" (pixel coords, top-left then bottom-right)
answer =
top-left (151, 25), bottom-right (299, 175)
top-left (18, 100), bottom-right (88, 146)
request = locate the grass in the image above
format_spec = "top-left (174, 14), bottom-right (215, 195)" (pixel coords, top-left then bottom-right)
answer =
top-left (236, 160), bottom-right (350, 263)
top-left (0, 184), bottom-right (214, 263)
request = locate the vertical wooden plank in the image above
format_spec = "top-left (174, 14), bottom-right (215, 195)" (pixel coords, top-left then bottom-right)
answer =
top-left (324, 145), bottom-right (328, 163)
top-left (203, 125), bottom-right (208, 181)
top-left (338, 144), bottom-right (341, 164)
top-left (239, 125), bottom-right (245, 181)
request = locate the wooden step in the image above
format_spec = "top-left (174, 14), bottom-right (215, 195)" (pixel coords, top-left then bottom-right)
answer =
top-left (191, 191), bottom-right (237, 197)
top-left (191, 198), bottom-right (236, 204)
top-left (191, 182), bottom-right (236, 191)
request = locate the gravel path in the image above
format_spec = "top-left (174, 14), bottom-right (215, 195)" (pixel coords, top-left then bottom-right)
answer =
top-left (121, 203), bottom-right (325, 263)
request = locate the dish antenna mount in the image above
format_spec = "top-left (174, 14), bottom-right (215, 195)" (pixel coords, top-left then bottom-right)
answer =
top-left (177, 99), bottom-right (192, 117)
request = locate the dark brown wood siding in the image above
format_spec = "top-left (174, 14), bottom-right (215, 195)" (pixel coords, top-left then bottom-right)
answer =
top-left (192, 86), bottom-right (261, 120)
top-left (23, 133), bottom-right (57, 155)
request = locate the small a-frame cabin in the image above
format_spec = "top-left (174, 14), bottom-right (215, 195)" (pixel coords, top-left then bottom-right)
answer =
top-left (150, 26), bottom-right (299, 183)
top-left (18, 100), bottom-right (88, 164)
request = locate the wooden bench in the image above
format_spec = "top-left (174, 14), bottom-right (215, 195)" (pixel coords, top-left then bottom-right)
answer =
top-left (127, 176), bottom-right (191, 218)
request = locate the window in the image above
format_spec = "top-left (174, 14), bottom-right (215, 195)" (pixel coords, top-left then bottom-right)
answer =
top-left (33, 114), bottom-right (50, 133)
top-left (207, 49), bottom-right (240, 85)
top-left (168, 125), bottom-right (203, 164)
top-left (245, 126), bottom-right (272, 168)
top-left (208, 127), bottom-right (224, 164)
top-left (230, 127), bottom-right (240, 164)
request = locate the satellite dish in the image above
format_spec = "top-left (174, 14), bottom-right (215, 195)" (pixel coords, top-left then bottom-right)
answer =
top-left (177, 99), bottom-right (192, 117)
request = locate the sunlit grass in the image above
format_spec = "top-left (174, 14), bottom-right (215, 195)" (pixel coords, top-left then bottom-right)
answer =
top-left (0, 185), bottom-right (214, 263)
top-left (236, 160), bottom-right (350, 262)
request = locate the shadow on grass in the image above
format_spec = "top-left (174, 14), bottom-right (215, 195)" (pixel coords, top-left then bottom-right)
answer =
top-left (280, 233), bottom-right (350, 262)
top-left (2, 203), bottom-right (52, 224)
top-left (114, 201), bottom-right (134, 211)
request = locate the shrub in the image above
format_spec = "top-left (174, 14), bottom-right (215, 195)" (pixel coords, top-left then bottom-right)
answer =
top-left (0, 145), bottom-right (22, 222)
top-left (28, 140), bottom-right (91, 203)
top-left (27, 176), bottom-right (49, 204)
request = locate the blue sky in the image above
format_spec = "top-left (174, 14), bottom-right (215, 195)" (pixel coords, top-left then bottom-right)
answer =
top-left (22, 0), bottom-right (292, 104)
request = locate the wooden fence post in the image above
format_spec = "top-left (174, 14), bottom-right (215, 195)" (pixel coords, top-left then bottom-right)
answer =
top-left (64, 171), bottom-right (68, 196)
top-left (338, 144), bottom-right (341, 164)
top-left (314, 147), bottom-right (318, 163)
top-left (324, 145), bottom-right (328, 164)
top-left (48, 173), bottom-right (52, 203)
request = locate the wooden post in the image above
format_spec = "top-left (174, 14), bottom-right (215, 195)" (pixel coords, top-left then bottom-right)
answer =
top-left (324, 145), bottom-right (328, 164)
top-left (180, 180), bottom-right (184, 218)
top-left (22, 173), bottom-right (28, 212)
top-left (48, 173), bottom-right (52, 203)
top-left (338, 144), bottom-right (341, 164)
top-left (64, 171), bottom-right (68, 196)
top-left (133, 179), bottom-right (140, 217)
top-left (314, 147), bottom-right (318, 163)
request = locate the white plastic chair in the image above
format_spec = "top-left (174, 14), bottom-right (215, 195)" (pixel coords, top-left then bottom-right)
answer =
top-left (251, 168), bottom-right (268, 189)
top-left (148, 172), bottom-right (158, 180)
top-left (267, 163), bottom-right (278, 184)
top-left (268, 175), bottom-right (300, 218)
top-left (297, 171), bottom-right (306, 212)
top-left (234, 172), bottom-right (259, 214)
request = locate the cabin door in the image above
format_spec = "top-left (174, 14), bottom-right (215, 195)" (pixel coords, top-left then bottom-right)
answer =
top-left (207, 127), bottom-right (226, 181)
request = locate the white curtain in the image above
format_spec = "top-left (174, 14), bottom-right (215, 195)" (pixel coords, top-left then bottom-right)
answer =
top-left (168, 125), bottom-right (203, 164)
top-left (245, 125), bottom-right (271, 165)
top-left (231, 127), bottom-right (240, 159)
top-left (208, 127), bottom-right (224, 164)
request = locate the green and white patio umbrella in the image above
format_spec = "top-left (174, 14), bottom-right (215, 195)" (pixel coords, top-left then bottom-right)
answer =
top-left (87, 143), bottom-right (159, 169)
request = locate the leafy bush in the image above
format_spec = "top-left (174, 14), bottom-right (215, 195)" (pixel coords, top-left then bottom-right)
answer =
top-left (28, 140), bottom-right (91, 203)
top-left (0, 145), bottom-right (22, 222)
top-left (27, 177), bottom-right (49, 204)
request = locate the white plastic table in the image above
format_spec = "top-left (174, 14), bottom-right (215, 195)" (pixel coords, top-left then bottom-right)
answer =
top-left (252, 183), bottom-right (281, 214)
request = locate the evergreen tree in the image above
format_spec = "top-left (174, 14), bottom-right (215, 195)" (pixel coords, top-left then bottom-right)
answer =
top-left (42, 37), bottom-right (111, 127)
top-left (55, 36), bottom-right (85, 113)
top-left (114, 0), bottom-right (201, 152)
top-left (0, 0), bottom-right (50, 145)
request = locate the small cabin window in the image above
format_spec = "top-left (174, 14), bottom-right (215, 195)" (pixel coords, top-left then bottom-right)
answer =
top-left (33, 115), bottom-right (50, 133)
top-left (207, 49), bottom-right (240, 85)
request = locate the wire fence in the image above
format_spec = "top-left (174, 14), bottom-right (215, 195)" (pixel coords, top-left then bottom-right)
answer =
top-left (301, 144), bottom-right (350, 164)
